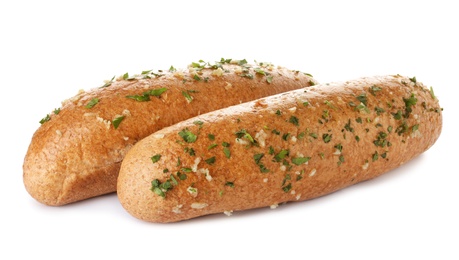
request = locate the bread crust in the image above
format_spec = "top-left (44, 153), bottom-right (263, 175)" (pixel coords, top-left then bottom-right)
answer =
top-left (117, 75), bottom-right (442, 223)
top-left (23, 60), bottom-right (317, 206)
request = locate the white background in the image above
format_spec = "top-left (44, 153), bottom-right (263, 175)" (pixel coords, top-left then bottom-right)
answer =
top-left (1, 0), bottom-right (458, 259)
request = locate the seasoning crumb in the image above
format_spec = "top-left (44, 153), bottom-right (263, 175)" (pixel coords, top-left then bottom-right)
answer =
top-left (270, 204), bottom-right (279, 209)
top-left (223, 210), bottom-right (233, 216)
top-left (191, 202), bottom-right (208, 209)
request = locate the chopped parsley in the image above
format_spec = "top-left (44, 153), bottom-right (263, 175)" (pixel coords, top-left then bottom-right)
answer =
top-left (85, 98), bottom-right (99, 109)
top-left (291, 157), bottom-right (311, 165)
top-left (205, 156), bottom-right (216, 165)
top-left (274, 149), bottom-right (289, 162)
top-left (182, 91), bottom-right (193, 103)
top-left (289, 116), bottom-right (300, 126)
top-left (126, 88), bottom-right (167, 101)
top-left (150, 154), bottom-right (161, 163)
top-left (112, 116), bottom-right (125, 129)
top-left (322, 133), bottom-right (332, 143)
top-left (369, 85), bottom-right (382, 96)
top-left (39, 114), bottom-right (51, 124)
top-left (178, 128), bottom-right (197, 143)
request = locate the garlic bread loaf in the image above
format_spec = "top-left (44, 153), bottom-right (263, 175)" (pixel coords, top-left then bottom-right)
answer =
top-left (117, 75), bottom-right (442, 223)
top-left (23, 59), bottom-right (317, 206)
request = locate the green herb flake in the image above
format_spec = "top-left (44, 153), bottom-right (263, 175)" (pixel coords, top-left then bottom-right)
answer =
top-left (169, 65), bottom-right (176, 72)
top-left (409, 76), bottom-right (417, 84)
top-left (266, 75), bottom-right (273, 84)
top-left (412, 124), bottom-right (419, 132)
top-left (254, 153), bottom-right (264, 164)
top-left (223, 147), bottom-right (231, 158)
top-left (303, 101), bottom-right (309, 106)
top-left (275, 110), bottom-right (282, 116)
top-left (177, 172), bottom-right (187, 180)
top-left (178, 128), bottom-right (197, 143)
top-left (372, 151), bottom-right (379, 162)
top-left (274, 149), bottom-right (289, 162)
top-left (53, 108), bottom-right (61, 115)
top-left (392, 110), bottom-right (403, 120)
top-left (181, 167), bottom-right (193, 173)
top-left (225, 182), bottom-right (235, 188)
top-left (430, 86), bottom-right (436, 99)
top-left (208, 134), bottom-right (215, 140)
top-left (369, 85), bottom-right (382, 96)
top-left (222, 142), bottom-right (230, 147)
top-left (39, 114), bottom-right (51, 124)
top-left (322, 133), bottom-right (332, 143)
top-left (282, 183), bottom-right (292, 193)
top-left (151, 154), bottom-right (161, 163)
top-left (291, 157), bottom-right (311, 165)
top-left (375, 106), bottom-right (385, 115)
top-left (355, 135), bottom-right (360, 142)
top-left (193, 74), bottom-right (201, 81)
top-left (182, 91), bottom-right (193, 103)
top-left (146, 88), bottom-right (168, 97)
top-left (356, 93), bottom-right (368, 106)
top-left (85, 98), bottom-right (99, 109)
top-left (309, 132), bottom-right (318, 139)
top-left (289, 116), bottom-right (300, 126)
top-left (356, 117), bottom-right (363, 124)
top-left (112, 116), bottom-right (125, 129)
top-left (338, 155), bottom-right (345, 166)
top-left (205, 156), bottom-right (216, 165)
top-left (208, 143), bottom-right (218, 150)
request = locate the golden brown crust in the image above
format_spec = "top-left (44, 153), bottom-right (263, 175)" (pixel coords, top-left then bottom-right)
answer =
top-left (117, 75), bottom-right (442, 223)
top-left (23, 60), bottom-right (317, 206)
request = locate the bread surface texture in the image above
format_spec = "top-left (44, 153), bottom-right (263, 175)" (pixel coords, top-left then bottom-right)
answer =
top-left (117, 75), bottom-right (442, 223)
top-left (23, 59), bottom-right (317, 206)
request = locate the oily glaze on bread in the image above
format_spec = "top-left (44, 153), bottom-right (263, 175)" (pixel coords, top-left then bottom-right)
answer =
top-left (117, 75), bottom-right (442, 223)
top-left (23, 59), bottom-right (317, 206)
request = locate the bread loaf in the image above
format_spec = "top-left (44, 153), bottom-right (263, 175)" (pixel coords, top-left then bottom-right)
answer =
top-left (23, 59), bottom-right (317, 205)
top-left (117, 75), bottom-right (442, 223)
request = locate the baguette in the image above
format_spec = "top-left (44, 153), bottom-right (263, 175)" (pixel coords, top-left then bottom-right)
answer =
top-left (23, 59), bottom-right (317, 206)
top-left (117, 75), bottom-right (442, 223)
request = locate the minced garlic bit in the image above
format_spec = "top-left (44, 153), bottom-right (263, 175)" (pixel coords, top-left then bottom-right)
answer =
top-left (255, 129), bottom-right (267, 148)
top-left (96, 116), bottom-right (111, 129)
top-left (191, 157), bottom-right (201, 173)
top-left (172, 205), bottom-right (183, 214)
top-left (224, 82), bottom-right (232, 90)
top-left (223, 210), bottom-right (233, 216)
top-left (263, 178), bottom-right (268, 183)
top-left (55, 130), bottom-right (62, 137)
top-left (290, 136), bottom-right (297, 143)
top-left (290, 190), bottom-right (296, 195)
top-left (280, 165), bottom-right (287, 172)
top-left (123, 136), bottom-right (129, 141)
top-left (296, 194), bottom-right (301, 200)
top-left (362, 161), bottom-right (369, 170)
top-left (270, 204), bottom-right (279, 209)
top-left (199, 168), bottom-right (212, 181)
top-left (191, 202), bottom-right (208, 209)
top-left (309, 168), bottom-right (317, 177)
top-left (187, 186), bottom-right (198, 197)
top-left (153, 133), bottom-right (165, 139)
top-left (212, 67), bottom-right (224, 77)
top-left (122, 109), bottom-right (131, 116)
top-left (173, 71), bottom-right (185, 79)
top-left (288, 107), bottom-right (297, 113)
top-left (235, 138), bottom-right (249, 145)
